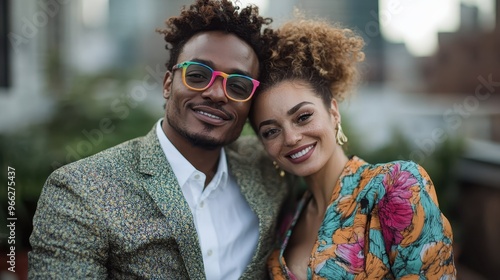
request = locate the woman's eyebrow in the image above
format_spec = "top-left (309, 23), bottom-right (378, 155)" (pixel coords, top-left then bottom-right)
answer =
top-left (287, 102), bottom-right (314, 115)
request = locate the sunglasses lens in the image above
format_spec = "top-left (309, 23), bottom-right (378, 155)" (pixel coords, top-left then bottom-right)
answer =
top-left (184, 64), bottom-right (213, 89)
top-left (226, 76), bottom-right (254, 101)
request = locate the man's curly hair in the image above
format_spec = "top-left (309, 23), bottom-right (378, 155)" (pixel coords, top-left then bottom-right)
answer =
top-left (259, 17), bottom-right (365, 105)
top-left (156, 0), bottom-right (272, 75)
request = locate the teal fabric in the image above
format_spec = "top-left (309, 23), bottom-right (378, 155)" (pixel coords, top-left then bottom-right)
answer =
top-left (269, 157), bottom-right (455, 279)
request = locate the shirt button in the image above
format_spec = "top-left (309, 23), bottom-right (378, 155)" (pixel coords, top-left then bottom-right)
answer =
top-left (199, 201), bottom-right (204, 208)
top-left (194, 174), bottom-right (200, 180)
top-left (207, 249), bottom-right (213, 256)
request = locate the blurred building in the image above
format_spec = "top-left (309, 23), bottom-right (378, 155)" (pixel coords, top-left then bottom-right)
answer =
top-left (420, 1), bottom-right (500, 143)
top-left (0, 0), bottom-right (9, 88)
top-left (0, 0), bottom-right (193, 134)
top-left (0, 0), bottom-right (54, 133)
top-left (417, 1), bottom-right (500, 278)
top-left (422, 4), bottom-right (499, 95)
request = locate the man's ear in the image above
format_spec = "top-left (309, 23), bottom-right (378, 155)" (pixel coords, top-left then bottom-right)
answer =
top-left (163, 71), bottom-right (172, 99)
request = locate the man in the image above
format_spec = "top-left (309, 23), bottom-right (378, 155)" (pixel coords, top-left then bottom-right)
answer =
top-left (28, 1), bottom-right (288, 279)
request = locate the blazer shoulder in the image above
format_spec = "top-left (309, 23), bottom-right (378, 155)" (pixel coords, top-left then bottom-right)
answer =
top-left (226, 135), bottom-right (279, 179)
top-left (227, 134), bottom-right (263, 151)
top-left (226, 135), bottom-right (289, 197)
top-left (49, 135), bottom-right (146, 184)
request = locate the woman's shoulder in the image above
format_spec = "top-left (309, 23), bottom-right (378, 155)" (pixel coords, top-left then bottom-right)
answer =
top-left (356, 156), bottom-right (427, 178)
top-left (352, 157), bottom-right (436, 204)
top-left (345, 156), bottom-right (431, 195)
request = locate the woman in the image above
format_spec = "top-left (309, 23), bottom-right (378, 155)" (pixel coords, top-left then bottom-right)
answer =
top-left (250, 18), bottom-right (456, 279)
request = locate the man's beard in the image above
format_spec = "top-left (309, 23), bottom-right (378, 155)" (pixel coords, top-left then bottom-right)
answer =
top-left (167, 117), bottom-right (227, 150)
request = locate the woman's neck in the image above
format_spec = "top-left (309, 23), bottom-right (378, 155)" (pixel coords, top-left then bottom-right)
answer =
top-left (304, 149), bottom-right (349, 215)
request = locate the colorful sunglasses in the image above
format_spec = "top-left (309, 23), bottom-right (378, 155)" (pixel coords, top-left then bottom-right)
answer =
top-left (172, 61), bottom-right (260, 102)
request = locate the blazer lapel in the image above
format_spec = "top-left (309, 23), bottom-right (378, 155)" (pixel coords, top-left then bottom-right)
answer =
top-left (138, 127), bottom-right (205, 279)
top-left (226, 140), bottom-right (284, 277)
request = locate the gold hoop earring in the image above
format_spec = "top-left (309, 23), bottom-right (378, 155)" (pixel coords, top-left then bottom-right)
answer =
top-left (272, 161), bottom-right (285, 178)
top-left (335, 122), bottom-right (348, 146)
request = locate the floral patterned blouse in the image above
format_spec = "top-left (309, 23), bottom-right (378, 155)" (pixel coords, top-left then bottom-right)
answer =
top-left (268, 156), bottom-right (456, 279)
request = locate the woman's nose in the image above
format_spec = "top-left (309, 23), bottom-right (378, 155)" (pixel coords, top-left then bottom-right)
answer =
top-left (283, 128), bottom-right (302, 146)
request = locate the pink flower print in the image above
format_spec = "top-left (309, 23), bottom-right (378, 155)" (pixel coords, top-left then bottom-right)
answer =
top-left (336, 241), bottom-right (365, 273)
top-left (379, 164), bottom-right (417, 253)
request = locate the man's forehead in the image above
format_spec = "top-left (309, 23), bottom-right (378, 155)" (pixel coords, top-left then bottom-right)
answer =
top-left (178, 31), bottom-right (259, 75)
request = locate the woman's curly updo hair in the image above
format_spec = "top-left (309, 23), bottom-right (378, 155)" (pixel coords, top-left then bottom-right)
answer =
top-left (156, 0), bottom-right (272, 75)
top-left (259, 17), bottom-right (365, 106)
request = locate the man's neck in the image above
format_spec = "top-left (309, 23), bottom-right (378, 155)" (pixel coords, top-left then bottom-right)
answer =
top-left (162, 122), bottom-right (222, 182)
top-left (186, 147), bottom-right (220, 179)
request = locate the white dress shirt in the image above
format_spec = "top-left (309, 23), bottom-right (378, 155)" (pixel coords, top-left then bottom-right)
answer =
top-left (155, 119), bottom-right (259, 280)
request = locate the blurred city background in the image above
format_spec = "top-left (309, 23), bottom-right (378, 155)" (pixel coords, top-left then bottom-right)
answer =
top-left (1, 0), bottom-right (499, 279)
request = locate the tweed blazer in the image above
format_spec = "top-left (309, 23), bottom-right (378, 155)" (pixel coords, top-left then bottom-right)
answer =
top-left (29, 125), bottom-right (288, 279)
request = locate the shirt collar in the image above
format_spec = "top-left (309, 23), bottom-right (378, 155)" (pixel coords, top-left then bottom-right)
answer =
top-left (212, 146), bottom-right (229, 191)
top-left (155, 118), bottom-right (228, 188)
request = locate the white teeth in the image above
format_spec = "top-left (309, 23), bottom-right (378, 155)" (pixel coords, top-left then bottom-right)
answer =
top-left (290, 145), bottom-right (313, 159)
top-left (197, 110), bottom-right (222, 120)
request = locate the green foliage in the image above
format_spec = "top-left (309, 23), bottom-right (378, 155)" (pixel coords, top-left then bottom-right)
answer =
top-left (241, 121), bottom-right (256, 136)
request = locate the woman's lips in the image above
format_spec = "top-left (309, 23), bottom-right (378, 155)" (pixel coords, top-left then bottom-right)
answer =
top-left (285, 143), bottom-right (316, 164)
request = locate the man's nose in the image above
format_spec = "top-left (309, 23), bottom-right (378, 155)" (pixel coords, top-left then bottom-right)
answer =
top-left (201, 76), bottom-right (228, 103)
